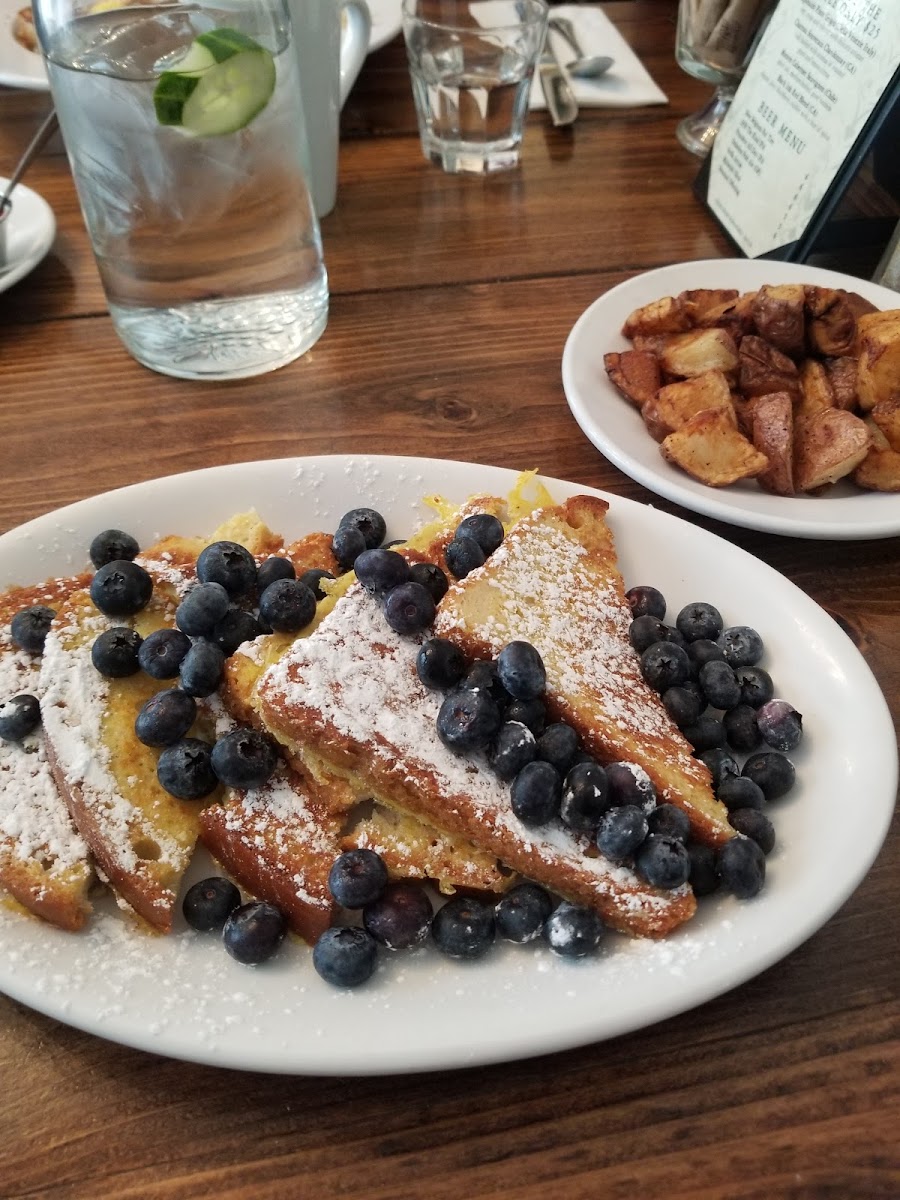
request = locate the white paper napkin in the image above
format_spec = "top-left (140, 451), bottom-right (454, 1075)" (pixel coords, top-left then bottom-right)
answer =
top-left (530, 5), bottom-right (668, 110)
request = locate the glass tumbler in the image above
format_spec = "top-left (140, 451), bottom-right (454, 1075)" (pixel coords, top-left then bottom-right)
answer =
top-left (33, 0), bottom-right (329, 380)
top-left (402, 0), bottom-right (549, 175)
top-left (675, 0), bottom-right (776, 157)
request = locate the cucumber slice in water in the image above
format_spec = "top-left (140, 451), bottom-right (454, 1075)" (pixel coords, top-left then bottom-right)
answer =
top-left (153, 28), bottom-right (276, 135)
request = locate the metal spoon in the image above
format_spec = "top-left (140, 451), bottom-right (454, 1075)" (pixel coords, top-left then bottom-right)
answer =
top-left (0, 109), bottom-right (59, 270)
top-left (548, 16), bottom-right (615, 81)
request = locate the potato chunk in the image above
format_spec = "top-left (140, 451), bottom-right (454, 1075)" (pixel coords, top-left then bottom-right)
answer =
top-left (677, 288), bottom-right (739, 323)
top-left (750, 392), bottom-right (794, 496)
top-left (642, 369), bottom-right (733, 442)
top-left (805, 287), bottom-right (857, 357)
top-left (739, 335), bottom-right (800, 399)
top-left (622, 296), bottom-right (691, 339)
top-left (796, 359), bottom-right (835, 424)
top-left (661, 409), bottom-right (769, 486)
top-left (659, 328), bottom-right (739, 379)
top-left (603, 350), bottom-right (661, 409)
top-left (752, 284), bottom-right (806, 358)
top-left (855, 310), bottom-right (900, 411)
top-left (793, 409), bottom-right (872, 492)
top-left (869, 396), bottom-right (900, 452)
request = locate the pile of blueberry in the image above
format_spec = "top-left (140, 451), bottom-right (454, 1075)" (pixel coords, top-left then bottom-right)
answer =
top-left (627, 584), bottom-right (802, 897)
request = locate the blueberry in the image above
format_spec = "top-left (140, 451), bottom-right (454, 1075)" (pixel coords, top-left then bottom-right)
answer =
top-left (327, 848), bottom-right (389, 909)
top-left (717, 836), bottom-right (766, 899)
top-left (629, 614), bottom-right (668, 654)
top-left (625, 585), bottom-right (666, 620)
top-left (683, 714), bottom-right (726, 752)
top-left (0, 693), bottom-right (41, 741)
top-left (756, 699), bottom-right (803, 752)
top-left (662, 684), bottom-right (702, 728)
top-left (445, 536), bottom-right (485, 580)
top-left (90, 627), bottom-right (143, 678)
top-left (436, 686), bottom-right (502, 753)
top-left (664, 626), bottom-right (688, 649)
top-left (211, 607), bottom-right (263, 656)
top-left (729, 807), bottom-right (776, 854)
top-left (408, 561), bottom-right (449, 604)
top-left (182, 876), bottom-right (241, 931)
top-left (596, 804), bottom-right (648, 862)
top-left (686, 638), bottom-right (726, 675)
top-left (298, 567), bottom-right (335, 602)
top-left (723, 704), bottom-right (762, 753)
top-left (640, 641), bottom-right (690, 692)
top-left (211, 728), bottom-right (279, 789)
top-left (543, 902), bottom-right (605, 958)
top-left (9, 605), bottom-right (56, 654)
top-left (496, 641), bottom-right (546, 702)
top-left (535, 722), bottom-right (579, 774)
top-left (331, 524), bottom-right (367, 571)
top-left (223, 900), bottom-right (287, 964)
top-left (647, 802), bottom-right (691, 843)
top-left (494, 882), bottom-right (553, 943)
top-left (363, 880), bottom-right (433, 949)
top-left (459, 661), bottom-right (510, 708)
top-left (416, 638), bottom-right (466, 690)
top-left (488, 720), bottom-right (536, 781)
top-left (454, 512), bottom-right (504, 556)
top-left (179, 640), bottom-right (226, 697)
top-left (676, 602), bottom-right (724, 643)
top-left (510, 760), bottom-right (562, 825)
top-left (717, 775), bottom-right (766, 812)
top-left (354, 548), bottom-right (410, 596)
top-left (313, 926), bottom-right (378, 987)
top-left (337, 507), bottom-right (387, 550)
top-left (255, 556), bottom-right (295, 594)
top-left (742, 751), bottom-right (795, 800)
top-left (605, 761), bottom-right (657, 810)
top-left (698, 660), bottom-right (741, 710)
top-left (736, 665), bottom-right (775, 709)
top-left (560, 761), bottom-right (610, 832)
top-left (687, 841), bottom-right (719, 897)
top-left (383, 582), bottom-right (436, 635)
top-left (138, 628), bottom-right (191, 680)
top-left (157, 737), bottom-right (218, 800)
top-left (175, 582), bottom-right (230, 637)
top-left (90, 560), bottom-right (154, 617)
top-left (134, 688), bottom-right (197, 747)
top-left (89, 528), bottom-right (140, 569)
top-left (431, 895), bottom-right (495, 959)
top-left (505, 697), bottom-right (546, 737)
top-left (720, 625), bottom-right (764, 668)
top-left (634, 835), bottom-right (691, 889)
top-left (259, 578), bottom-right (317, 633)
top-left (697, 746), bottom-right (739, 790)
top-left (196, 541), bottom-right (257, 599)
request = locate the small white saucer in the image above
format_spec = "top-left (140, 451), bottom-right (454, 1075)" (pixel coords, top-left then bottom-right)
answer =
top-left (0, 178), bottom-right (55, 293)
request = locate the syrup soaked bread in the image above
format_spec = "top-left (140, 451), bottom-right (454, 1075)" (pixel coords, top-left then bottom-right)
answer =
top-left (0, 575), bottom-right (94, 931)
top-left (257, 583), bottom-right (697, 937)
top-left (433, 495), bottom-right (733, 848)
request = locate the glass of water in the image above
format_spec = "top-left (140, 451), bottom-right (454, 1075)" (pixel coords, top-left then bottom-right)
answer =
top-left (33, 0), bottom-right (328, 380)
top-left (402, 0), bottom-right (549, 175)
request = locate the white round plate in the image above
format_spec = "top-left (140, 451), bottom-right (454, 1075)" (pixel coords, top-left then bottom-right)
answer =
top-left (367, 0), bottom-right (401, 51)
top-left (562, 259), bottom-right (900, 540)
top-left (0, 177), bottom-right (54, 292)
top-left (0, 455), bottom-right (894, 1075)
top-left (0, 0), bottom-right (45, 88)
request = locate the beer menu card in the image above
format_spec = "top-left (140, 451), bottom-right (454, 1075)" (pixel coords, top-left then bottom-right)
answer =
top-left (706, 0), bottom-right (900, 257)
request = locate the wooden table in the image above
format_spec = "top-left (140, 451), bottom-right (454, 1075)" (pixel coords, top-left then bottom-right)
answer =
top-left (1, 4), bottom-right (898, 1195)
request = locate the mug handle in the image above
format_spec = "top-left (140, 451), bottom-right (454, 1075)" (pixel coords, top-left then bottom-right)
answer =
top-left (338, 0), bottom-right (372, 106)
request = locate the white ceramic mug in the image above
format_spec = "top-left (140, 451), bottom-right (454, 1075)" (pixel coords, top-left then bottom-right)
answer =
top-left (291, 0), bottom-right (371, 217)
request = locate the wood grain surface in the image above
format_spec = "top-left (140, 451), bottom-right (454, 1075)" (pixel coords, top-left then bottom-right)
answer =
top-left (1, 4), bottom-right (898, 1197)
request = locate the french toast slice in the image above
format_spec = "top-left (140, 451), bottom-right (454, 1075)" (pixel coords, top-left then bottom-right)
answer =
top-left (0, 575), bottom-right (95, 931)
top-left (256, 582), bottom-right (697, 938)
top-left (432, 495), bottom-right (733, 848)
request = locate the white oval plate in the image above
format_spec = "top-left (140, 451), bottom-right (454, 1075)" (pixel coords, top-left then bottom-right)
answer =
top-left (562, 259), bottom-right (900, 540)
top-left (0, 456), bottom-right (895, 1075)
top-left (0, 177), bottom-right (54, 292)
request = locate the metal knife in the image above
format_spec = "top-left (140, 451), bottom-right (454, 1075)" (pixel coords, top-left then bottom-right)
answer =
top-left (538, 33), bottom-right (578, 127)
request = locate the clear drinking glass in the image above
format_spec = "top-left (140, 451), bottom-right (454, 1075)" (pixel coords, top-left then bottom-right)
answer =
top-left (33, 0), bottom-right (328, 380)
top-left (401, 0), bottom-right (549, 175)
top-left (675, 0), bottom-right (776, 157)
